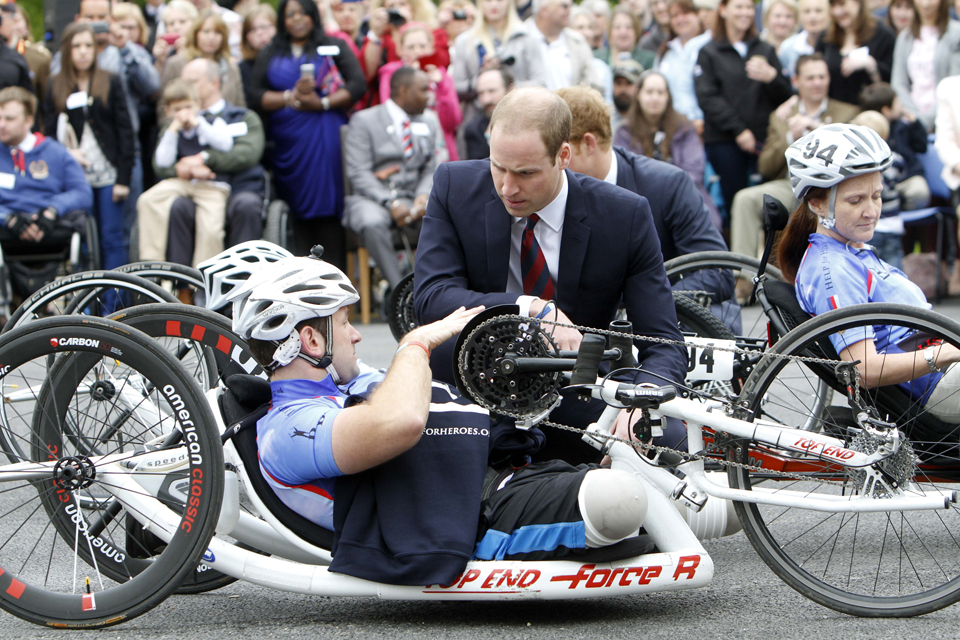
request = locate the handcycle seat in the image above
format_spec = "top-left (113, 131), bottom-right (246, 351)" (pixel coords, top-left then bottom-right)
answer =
top-left (219, 375), bottom-right (655, 563)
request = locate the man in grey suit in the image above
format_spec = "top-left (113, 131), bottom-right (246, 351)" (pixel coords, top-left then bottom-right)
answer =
top-left (343, 67), bottom-right (438, 291)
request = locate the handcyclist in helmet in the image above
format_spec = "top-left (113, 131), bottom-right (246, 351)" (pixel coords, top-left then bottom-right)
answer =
top-left (227, 249), bottom-right (649, 587)
top-left (197, 240), bottom-right (293, 314)
top-left (777, 123), bottom-right (960, 422)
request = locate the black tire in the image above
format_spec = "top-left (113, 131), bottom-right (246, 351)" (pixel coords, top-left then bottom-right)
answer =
top-left (730, 303), bottom-right (960, 617)
top-left (0, 317), bottom-right (222, 628)
top-left (108, 304), bottom-right (263, 595)
top-left (4, 271), bottom-right (178, 333)
top-left (673, 291), bottom-right (736, 340)
top-left (386, 272), bottom-right (417, 342)
top-left (115, 262), bottom-right (205, 306)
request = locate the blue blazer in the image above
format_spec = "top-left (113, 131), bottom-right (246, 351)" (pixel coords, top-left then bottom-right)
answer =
top-left (414, 160), bottom-right (687, 388)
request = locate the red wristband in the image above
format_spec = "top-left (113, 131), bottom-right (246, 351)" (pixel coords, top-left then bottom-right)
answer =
top-left (398, 340), bottom-right (430, 357)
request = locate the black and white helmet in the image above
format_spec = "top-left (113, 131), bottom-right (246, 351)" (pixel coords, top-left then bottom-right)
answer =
top-left (197, 241), bottom-right (293, 312)
top-left (786, 124), bottom-right (892, 228)
top-left (229, 253), bottom-right (359, 377)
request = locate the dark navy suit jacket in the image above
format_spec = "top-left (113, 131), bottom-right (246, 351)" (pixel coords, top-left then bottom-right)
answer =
top-left (613, 146), bottom-right (733, 302)
top-left (413, 160), bottom-right (687, 388)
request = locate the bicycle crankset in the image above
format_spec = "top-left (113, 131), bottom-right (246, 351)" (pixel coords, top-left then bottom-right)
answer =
top-left (454, 306), bottom-right (563, 420)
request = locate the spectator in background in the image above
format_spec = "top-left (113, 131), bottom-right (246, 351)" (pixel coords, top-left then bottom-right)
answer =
top-left (438, 0), bottom-right (476, 46)
top-left (113, 2), bottom-right (158, 190)
top-left (597, 7), bottom-right (656, 70)
top-left (113, 3), bottom-right (149, 51)
top-left (622, 0), bottom-right (654, 34)
top-left (695, 0), bottom-right (792, 225)
top-left (143, 0), bottom-right (166, 52)
top-left (859, 81), bottom-right (929, 209)
top-left (890, 0), bottom-right (960, 131)
top-left (464, 67), bottom-right (513, 158)
top-left (657, 0), bottom-right (711, 133)
top-left (362, 0), bottom-right (449, 106)
top-left (934, 74), bottom-right (960, 291)
top-left (695, 0), bottom-right (720, 32)
top-left (528, 0), bottom-right (598, 91)
top-left (161, 59), bottom-right (266, 270)
top-left (614, 70), bottom-right (721, 227)
top-left (886, 0), bottom-right (914, 34)
top-left (186, 0), bottom-right (243, 60)
top-left (610, 58), bottom-right (643, 132)
top-left (153, 1), bottom-right (198, 75)
top-left (378, 22), bottom-right (462, 159)
top-left (344, 67), bottom-right (438, 295)
top-left (762, 0), bottom-right (799, 51)
top-left (250, 0), bottom-right (366, 266)
top-left (779, 0), bottom-right (830, 76)
top-left (46, 23), bottom-right (134, 272)
top-left (583, 0), bottom-right (612, 49)
top-left (571, 6), bottom-right (613, 101)
top-left (0, 5), bottom-right (32, 96)
top-left (8, 4), bottom-right (51, 104)
top-left (0, 87), bottom-right (92, 301)
top-left (160, 11), bottom-right (246, 116)
top-left (139, 78), bottom-right (231, 265)
top-left (816, 0), bottom-right (895, 106)
top-left (452, 0), bottom-right (546, 102)
top-left (729, 53), bottom-right (858, 266)
top-left (239, 4), bottom-right (277, 109)
top-left (332, 0), bottom-right (366, 49)
top-left (640, 0), bottom-right (671, 50)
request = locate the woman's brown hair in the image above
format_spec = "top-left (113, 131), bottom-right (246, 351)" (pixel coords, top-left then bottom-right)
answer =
top-left (825, 0), bottom-right (877, 47)
top-left (51, 23), bottom-right (111, 114)
top-left (714, 0), bottom-right (760, 42)
top-left (242, 4), bottom-right (277, 61)
top-left (657, 0), bottom-right (702, 58)
top-left (185, 11), bottom-right (233, 62)
top-left (775, 187), bottom-right (827, 283)
top-left (609, 6), bottom-right (643, 53)
top-left (910, 0), bottom-right (950, 38)
top-left (624, 70), bottom-right (689, 163)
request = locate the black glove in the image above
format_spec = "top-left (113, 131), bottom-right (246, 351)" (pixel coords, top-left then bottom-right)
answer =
top-left (31, 210), bottom-right (56, 236)
top-left (5, 213), bottom-right (31, 237)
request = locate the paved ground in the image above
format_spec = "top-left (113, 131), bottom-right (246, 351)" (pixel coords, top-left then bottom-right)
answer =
top-left (4, 299), bottom-right (960, 638)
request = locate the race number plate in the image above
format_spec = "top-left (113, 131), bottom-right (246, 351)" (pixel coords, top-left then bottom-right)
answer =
top-left (684, 337), bottom-right (735, 381)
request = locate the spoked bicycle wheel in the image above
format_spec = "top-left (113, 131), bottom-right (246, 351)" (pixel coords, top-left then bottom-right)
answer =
top-left (729, 303), bottom-right (960, 617)
top-left (0, 317), bottom-right (222, 628)
top-left (3, 271), bottom-right (178, 333)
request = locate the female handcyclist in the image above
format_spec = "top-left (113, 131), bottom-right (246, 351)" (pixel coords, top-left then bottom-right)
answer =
top-left (776, 122), bottom-right (960, 422)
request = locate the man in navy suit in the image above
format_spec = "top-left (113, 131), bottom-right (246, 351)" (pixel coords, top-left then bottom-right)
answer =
top-left (414, 87), bottom-right (687, 463)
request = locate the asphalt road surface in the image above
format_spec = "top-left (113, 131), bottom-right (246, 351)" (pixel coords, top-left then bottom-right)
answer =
top-left (3, 299), bottom-right (960, 639)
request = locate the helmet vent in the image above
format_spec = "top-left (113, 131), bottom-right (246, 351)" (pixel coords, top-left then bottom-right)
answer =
top-left (284, 283), bottom-right (323, 294)
top-left (300, 296), bottom-right (338, 306)
top-left (339, 283), bottom-right (358, 295)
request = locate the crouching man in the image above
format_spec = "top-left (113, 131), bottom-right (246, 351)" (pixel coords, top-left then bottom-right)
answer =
top-left (228, 252), bottom-right (647, 585)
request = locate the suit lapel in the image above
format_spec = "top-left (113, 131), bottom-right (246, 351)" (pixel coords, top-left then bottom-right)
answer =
top-left (558, 170), bottom-right (590, 312)
top-left (378, 105), bottom-right (403, 156)
top-left (485, 190), bottom-right (512, 291)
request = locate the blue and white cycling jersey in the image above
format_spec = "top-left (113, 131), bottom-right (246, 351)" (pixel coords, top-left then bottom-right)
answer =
top-left (256, 361), bottom-right (383, 529)
top-left (795, 233), bottom-right (941, 402)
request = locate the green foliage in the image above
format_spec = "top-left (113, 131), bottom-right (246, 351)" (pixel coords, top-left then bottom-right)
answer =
top-left (17, 0), bottom-right (46, 43)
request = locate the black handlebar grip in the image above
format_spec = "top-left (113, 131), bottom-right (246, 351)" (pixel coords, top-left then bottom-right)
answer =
top-left (608, 320), bottom-right (636, 369)
top-left (616, 384), bottom-right (678, 408)
top-left (570, 333), bottom-right (607, 387)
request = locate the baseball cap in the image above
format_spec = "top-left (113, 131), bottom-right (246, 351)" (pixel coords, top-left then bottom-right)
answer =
top-left (612, 59), bottom-right (644, 83)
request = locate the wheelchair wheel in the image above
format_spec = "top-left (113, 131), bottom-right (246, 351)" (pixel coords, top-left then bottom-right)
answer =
top-left (0, 317), bottom-right (222, 629)
top-left (114, 262), bottom-right (205, 307)
top-left (664, 251), bottom-right (783, 341)
top-left (729, 303), bottom-right (960, 617)
top-left (673, 291), bottom-right (735, 341)
top-left (4, 271), bottom-right (178, 333)
top-left (386, 272), bottom-right (417, 342)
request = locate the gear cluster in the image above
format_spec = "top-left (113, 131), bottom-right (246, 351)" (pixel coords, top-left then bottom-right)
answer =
top-left (846, 428), bottom-right (918, 498)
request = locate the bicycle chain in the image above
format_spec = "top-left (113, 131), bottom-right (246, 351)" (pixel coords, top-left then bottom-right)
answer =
top-left (456, 313), bottom-right (836, 485)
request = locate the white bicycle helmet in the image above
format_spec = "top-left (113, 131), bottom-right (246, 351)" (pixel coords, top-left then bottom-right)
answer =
top-left (229, 248), bottom-right (359, 378)
top-left (786, 123), bottom-right (892, 229)
top-left (197, 241), bottom-right (293, 312)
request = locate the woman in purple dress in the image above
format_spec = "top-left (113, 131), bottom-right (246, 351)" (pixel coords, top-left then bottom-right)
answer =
top-left (250, 0), bottom-right (366, 266)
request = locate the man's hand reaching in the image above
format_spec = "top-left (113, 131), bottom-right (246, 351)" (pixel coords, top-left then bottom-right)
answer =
top-left (400, 305), bottom-right (485, 353)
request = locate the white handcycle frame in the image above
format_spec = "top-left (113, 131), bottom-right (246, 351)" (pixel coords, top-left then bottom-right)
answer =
top-left (8, 378), bottom-right (957, 603)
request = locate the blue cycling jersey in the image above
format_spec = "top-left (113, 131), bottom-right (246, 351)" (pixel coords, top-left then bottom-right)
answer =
top-left (795, 233), bottom-right (940, 402)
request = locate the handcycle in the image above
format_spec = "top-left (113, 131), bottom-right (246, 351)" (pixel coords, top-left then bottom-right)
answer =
top-left (2, 290), bottom-right (960, 629)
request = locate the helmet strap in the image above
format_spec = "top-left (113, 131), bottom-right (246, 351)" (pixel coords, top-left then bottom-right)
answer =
top-left (818, 184), bottom-right (839, 230)
top-left (267, 316), bottom-right (339, 383)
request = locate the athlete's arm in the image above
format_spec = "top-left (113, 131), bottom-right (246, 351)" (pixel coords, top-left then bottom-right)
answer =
top-left (330, 306), bottom-right (483, 474)
top-left (841, 339), bottom-right (960, 389)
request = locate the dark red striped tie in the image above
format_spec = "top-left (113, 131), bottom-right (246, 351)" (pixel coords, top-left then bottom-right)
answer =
top-left (520, 214), bottom-right (555, 300)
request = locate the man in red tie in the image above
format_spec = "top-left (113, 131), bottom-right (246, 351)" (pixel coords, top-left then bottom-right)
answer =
top-left (414, 86), bottom-right (686, 463)
top-left (342, 67), bottom-right (437, 299)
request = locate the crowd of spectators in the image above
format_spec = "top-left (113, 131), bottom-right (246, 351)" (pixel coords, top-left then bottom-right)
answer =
top-left (2, 0), bottom-right (960, 308)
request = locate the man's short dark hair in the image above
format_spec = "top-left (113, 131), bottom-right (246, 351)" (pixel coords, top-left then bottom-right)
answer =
top-left (390, 66), bottom-right (420, 98)
top-left (247, 317), bottom-right (328, 370)
top-left (795, 52), bottom-right (826, 77)
top-left (479, 68), bottom-right (515, 91)
top-left (859, 82), bottom-right (897, 113)
top-left (0, 87), bottom-right (37, 119)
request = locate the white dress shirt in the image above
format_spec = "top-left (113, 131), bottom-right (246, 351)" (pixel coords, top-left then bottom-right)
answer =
top-left (507, 171), bottom-right (568, 316)
top-left (602, 149), bottom-right (618, 185)
top-left (384, 99), bottom-right (411, 143)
